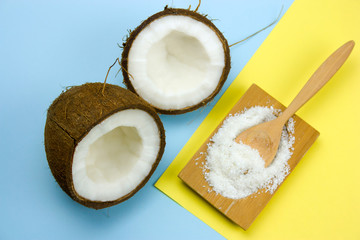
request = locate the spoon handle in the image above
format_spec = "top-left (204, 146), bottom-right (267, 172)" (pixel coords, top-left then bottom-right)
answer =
top-left (279, 40), bottom-right (355, 122)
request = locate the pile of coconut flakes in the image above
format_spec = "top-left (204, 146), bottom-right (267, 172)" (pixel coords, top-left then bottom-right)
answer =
top-left (203, 106), bottom-right (295, 199)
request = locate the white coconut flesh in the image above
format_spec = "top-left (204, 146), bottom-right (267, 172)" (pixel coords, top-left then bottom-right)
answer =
top-left (72, 109), bottom-right (160, 202)
top-left (128, 15), bottom-right (226, 110)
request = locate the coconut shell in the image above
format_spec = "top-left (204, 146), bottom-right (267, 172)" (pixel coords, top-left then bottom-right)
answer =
top-left (121, 7), bottom-right (231, 114)
top-left (44, 83), bottom-right (165, 209)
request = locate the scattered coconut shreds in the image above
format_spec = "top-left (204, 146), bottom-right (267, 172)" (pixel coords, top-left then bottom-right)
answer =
top-left (203, 106), bottom-right (295, 199)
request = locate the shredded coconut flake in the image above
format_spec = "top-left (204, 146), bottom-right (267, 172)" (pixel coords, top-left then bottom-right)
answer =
top-left (203, 106), bottom-right (295, 199)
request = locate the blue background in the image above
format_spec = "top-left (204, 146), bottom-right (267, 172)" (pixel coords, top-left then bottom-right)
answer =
top-left (0, 0), bottom-right (294, 239)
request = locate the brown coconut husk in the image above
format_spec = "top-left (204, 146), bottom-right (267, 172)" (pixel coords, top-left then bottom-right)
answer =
top-left (121, 7), bottom-right (231, 115)
top-left (44, 83), bottom-right (165, 209)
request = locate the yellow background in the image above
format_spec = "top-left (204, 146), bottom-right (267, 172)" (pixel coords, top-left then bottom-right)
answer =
top-left (155, 0), bottom-right (360, 239)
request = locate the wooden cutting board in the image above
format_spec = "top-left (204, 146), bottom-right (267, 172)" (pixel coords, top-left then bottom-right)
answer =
top-left (178, 84), bottom-right (319, 230)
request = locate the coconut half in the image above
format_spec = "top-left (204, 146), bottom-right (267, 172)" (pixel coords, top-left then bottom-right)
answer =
top-left (122, 7), bottom-right (230, 114)
top-left (44, 83), bottom-right (165, 209)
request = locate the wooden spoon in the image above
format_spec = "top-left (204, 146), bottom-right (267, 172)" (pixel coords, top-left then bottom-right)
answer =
top-left (235, 40), bottom-right (355, 167)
